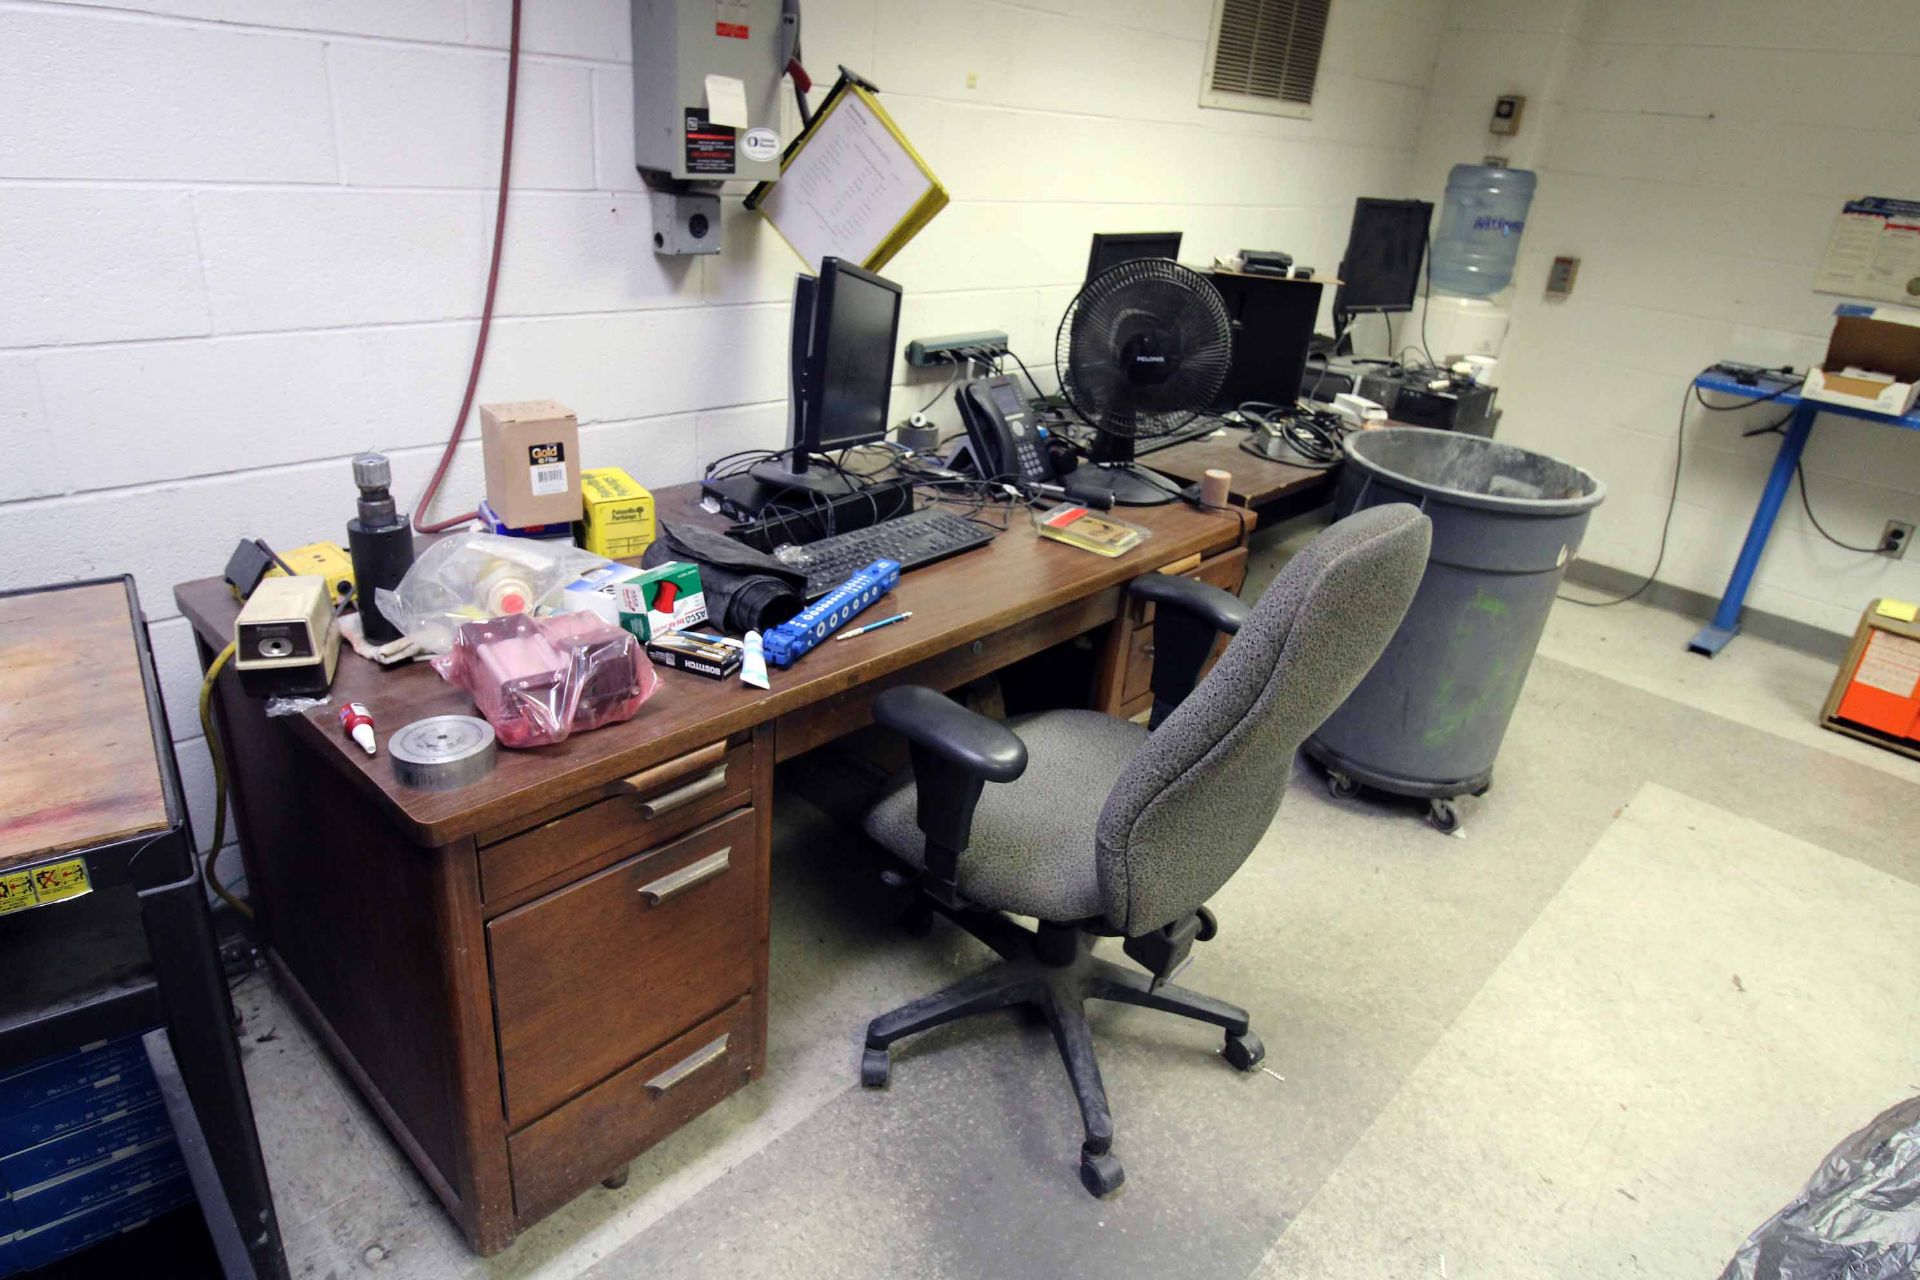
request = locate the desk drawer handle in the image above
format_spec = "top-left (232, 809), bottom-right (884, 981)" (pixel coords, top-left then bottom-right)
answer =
top-left (637, 848), bottom-right (730, 905)
top-left (634, 765), bottom-right (728, 818)
top-left (645, 1033), bottom-right (730, 1096)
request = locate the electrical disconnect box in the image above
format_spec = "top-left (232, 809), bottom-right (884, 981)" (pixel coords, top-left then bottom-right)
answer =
top-left (631, 0), bottom-right (794, 255)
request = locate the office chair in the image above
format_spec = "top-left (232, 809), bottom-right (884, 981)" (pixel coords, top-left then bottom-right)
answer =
top-left (860, 503), bottom-right (1431, 1195)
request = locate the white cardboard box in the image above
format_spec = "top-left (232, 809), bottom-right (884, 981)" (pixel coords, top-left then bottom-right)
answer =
top-left (1802, 304), bottom-right (1920, 416)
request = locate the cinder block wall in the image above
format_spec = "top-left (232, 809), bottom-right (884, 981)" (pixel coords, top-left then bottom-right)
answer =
top-left (0, 0), bottom-right (1445, 878)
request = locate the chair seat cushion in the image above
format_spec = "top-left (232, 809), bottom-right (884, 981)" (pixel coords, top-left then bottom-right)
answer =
top-left (864, 709), bottom-right (1148, 921)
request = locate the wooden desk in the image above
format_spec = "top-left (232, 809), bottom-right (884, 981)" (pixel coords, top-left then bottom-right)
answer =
top-left (175, 484), bottom-right (1248, 1253)
top-left (1145, 431), bottom-right (1338, 525)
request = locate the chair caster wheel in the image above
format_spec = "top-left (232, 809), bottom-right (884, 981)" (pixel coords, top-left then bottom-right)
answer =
top-left (860, 1046), bottom-right (890, 1088)
top-left (1080, 1148), bottom-right (1125, 1197)
top-left (1194, 905), bottom-right (1218, 942)
top-left (1327, 771), bottom-right (1359, 800)
top-left (1223, 1030), bottom-right (1265, 1072)
top-left (1427, 799), bottom-right (1460, 834)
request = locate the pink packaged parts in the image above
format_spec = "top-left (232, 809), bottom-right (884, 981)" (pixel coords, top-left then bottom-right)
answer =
top-left (431, 611), bottom-right (658, 748)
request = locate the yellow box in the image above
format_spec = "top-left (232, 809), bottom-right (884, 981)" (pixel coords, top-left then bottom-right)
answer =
top-left (579, 467), bottom-right (655, 561)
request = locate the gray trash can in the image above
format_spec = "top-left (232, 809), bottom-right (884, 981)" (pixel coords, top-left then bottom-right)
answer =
top-left (1304, 427), bottom-right (1604, 831)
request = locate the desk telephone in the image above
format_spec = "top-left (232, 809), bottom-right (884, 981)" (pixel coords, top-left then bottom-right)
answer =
top-left (956, 375), bottom-right (1054, 484)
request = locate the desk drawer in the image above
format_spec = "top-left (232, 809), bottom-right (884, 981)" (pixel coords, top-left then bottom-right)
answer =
top-left (508, 997), bottom-right (754, 1223)
top-left (479, 741), bottom-right (751, 905)
top-left (488, 808), bottom-right (758, 1126)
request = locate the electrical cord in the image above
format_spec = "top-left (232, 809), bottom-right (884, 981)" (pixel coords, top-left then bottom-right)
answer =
top-left (1236, 403), bottom-right (1347, 469)
top-left (413, 0), bottom-right (521, 533)
top-left (1796, 463), bottom-right (1883, 553)
top-left (1418, 224), bottom-right (1437, 369)
top-left (1557, 376), bottom-right (1795, 609)
top-left (197, 643), bottom-right (252, 919)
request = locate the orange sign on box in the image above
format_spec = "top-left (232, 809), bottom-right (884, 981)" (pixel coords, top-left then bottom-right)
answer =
top-left (1836, 628), bottom-right (1920, 740)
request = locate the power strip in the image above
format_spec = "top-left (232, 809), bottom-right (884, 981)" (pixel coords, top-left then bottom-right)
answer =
top-left (905, 330), bottom-right (1010, 368)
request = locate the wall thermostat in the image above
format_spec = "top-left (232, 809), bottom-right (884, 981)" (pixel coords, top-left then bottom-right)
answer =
top-left (1546, 255), bottom-right (1580, 297)
top-left (1490, 94), bottom-right (1526, 136)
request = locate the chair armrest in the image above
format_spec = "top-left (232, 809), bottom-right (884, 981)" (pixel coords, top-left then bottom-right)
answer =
top-left (1128, 574), bottom-right (1251, 729)
top-left (1127, 573), bottom-right (1250, 636)
top-left (873, 686), bottom-right (1028, 783)
top-left (872, 686), bottom-right (1028, 908)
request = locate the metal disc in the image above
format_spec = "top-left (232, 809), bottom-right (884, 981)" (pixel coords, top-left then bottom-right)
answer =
top-left (388, 715), bottom-right (496, 791)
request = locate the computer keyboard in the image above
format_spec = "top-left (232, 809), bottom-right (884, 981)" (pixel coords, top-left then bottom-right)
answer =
top-left (774, 507), bottom-right (995, 598)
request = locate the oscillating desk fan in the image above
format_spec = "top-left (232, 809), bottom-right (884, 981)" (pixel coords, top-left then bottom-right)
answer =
top-left (1054, 259), bottom-right (1234, 506)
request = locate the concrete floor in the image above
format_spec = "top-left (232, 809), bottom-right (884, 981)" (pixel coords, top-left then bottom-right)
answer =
top-left (228, 585), bottom-right (1920, 1280)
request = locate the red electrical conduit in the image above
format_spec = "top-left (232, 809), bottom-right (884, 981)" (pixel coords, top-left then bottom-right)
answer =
top-left (414, 0), bottom-right (521, 533)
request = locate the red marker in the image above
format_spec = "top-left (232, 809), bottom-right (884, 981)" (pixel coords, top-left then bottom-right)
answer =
top-left (339, 702), bottom-right (376, 756)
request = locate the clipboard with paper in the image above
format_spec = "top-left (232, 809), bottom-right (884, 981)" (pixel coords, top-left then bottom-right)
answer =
top-left (746, 75), bottom-right (948, 274)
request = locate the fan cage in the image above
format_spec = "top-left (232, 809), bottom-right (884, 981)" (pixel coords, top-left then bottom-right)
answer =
top-left (1055, 259), bottom-right (1234, 441)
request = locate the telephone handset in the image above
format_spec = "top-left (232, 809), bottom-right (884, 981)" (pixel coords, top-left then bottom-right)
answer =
top-left (955, 375), bottom-right (1054, 484)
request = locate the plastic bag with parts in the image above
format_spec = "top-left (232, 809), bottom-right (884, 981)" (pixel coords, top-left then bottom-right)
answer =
top-left (431, 611), bottom-right (658, 749)
top-left (1718, 1094), bottom-right (1920, 1280)
top-left (375, 533), bottom-right (608, 655)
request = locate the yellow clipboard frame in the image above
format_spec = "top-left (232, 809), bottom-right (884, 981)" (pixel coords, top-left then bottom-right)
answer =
top-left (746, 80), bottom-right (948, 274)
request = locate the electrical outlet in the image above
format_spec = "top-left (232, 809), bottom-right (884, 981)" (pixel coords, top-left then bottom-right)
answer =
top-left (1880, 520), bottom-right (1914, 559)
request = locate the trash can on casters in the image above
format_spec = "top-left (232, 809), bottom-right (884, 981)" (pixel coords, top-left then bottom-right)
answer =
top-left (1305, 428), bottom-right (1604, 832)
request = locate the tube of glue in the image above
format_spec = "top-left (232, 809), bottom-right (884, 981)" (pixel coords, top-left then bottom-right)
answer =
top-left (339, 701), bottom-right (377, 756)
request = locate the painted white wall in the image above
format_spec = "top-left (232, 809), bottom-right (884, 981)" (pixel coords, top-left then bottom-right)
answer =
top-left (1411, 0), bottom-right (1920, 635)
top-left (0, 0), bottom-right (1447, 874)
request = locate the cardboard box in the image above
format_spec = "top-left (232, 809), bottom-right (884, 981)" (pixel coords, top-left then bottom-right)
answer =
top-left (477, 498), bottom-right (576, 544)
top-left (646, 631), bottom-right (743, 680)
top-left (559, 560), bottom-right (649, 636)
top-left (616, 562), bottom-right (706, 641)
top-left (1819, 598), bottom-right (1920, 761)
top-left (0, 1101), bottom-right (173, 1192)
top-left (480, 401), bottom-right (583, 529)
top-left (0, 1040), bottom-right (150, 1124)
top-left (578, 468), bottom-right (655, 560)
top-left (1801, 305), bottom-right (1920, 416)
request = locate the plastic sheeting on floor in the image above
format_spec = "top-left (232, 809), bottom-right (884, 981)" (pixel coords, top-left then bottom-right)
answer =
top-left (1720, 1095), bottom-right (1920, 1279)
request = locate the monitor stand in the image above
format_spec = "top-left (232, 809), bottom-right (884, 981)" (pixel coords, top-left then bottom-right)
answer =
top-left (746, 458), bottom-right (865, 501)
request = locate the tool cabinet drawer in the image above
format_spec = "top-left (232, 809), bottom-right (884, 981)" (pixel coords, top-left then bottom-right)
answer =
top-left (478, 740), bottom-right (751, 905)
top-left (507, 997), bottom-right (755, 1223)
top-left (488, 808), bottom-right (757, 1126)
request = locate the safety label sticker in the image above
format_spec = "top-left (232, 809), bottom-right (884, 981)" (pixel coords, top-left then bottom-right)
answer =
top-left (0, 857), bottom-right (93, 915)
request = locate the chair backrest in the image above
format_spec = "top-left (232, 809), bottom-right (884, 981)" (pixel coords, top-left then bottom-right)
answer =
top-left (1093, 503), bottom-right (1431, 935)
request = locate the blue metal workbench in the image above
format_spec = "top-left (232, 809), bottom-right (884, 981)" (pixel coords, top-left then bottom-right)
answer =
top-left (1688, 368), bottom-right (1920, 656)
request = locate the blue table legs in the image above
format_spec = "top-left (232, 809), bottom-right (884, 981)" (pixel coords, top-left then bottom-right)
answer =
top-left (1688, 403), bottom-right (1818, 656)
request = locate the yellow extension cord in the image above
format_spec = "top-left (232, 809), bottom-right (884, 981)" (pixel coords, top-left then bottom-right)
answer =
top-left (198, 642), bottom-right (253, 919)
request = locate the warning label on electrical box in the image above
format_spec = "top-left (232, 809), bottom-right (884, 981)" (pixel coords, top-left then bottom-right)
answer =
top-left (684, 108), bottom-right (736, 176)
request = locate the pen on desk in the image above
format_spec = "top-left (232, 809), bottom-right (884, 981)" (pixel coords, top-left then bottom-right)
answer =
top-left (836, 612), bottom-right (912, 641)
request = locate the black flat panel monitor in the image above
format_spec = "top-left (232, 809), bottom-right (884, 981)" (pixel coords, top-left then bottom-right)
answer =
top-left (1333, 199), bottom-right (1433, 315)
top-left (1086, 231), bottom-right (1183, 282)
top-left (752, 257), bottom-right (903, 498)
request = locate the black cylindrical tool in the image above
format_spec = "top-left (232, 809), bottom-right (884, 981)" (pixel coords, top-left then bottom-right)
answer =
top-left (346, 452), bottom-right (416, 645)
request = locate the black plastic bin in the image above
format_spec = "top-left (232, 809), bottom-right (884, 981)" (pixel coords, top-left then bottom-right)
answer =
top-left (1305, 427), bottom-right (1604, 831)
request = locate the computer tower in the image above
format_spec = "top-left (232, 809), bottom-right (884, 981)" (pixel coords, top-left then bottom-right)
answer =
top-left (1209, 270), bottom-right (1322, 409)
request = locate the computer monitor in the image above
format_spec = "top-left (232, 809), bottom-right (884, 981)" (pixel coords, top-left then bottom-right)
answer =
top-left (1086, 231), bottom-right (1183, 282)
top-left (1332, 198), bottom-right (1433, 322)
top-left (751, 257), bottom-right (903, 498)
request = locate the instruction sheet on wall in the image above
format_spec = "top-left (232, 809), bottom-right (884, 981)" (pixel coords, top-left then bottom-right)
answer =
top-left (1815, 197), bottom-right (1920, 304)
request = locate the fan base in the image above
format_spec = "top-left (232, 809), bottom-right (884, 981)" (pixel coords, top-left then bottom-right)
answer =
top-left (1063, 462), bottom-right (1178, 507)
